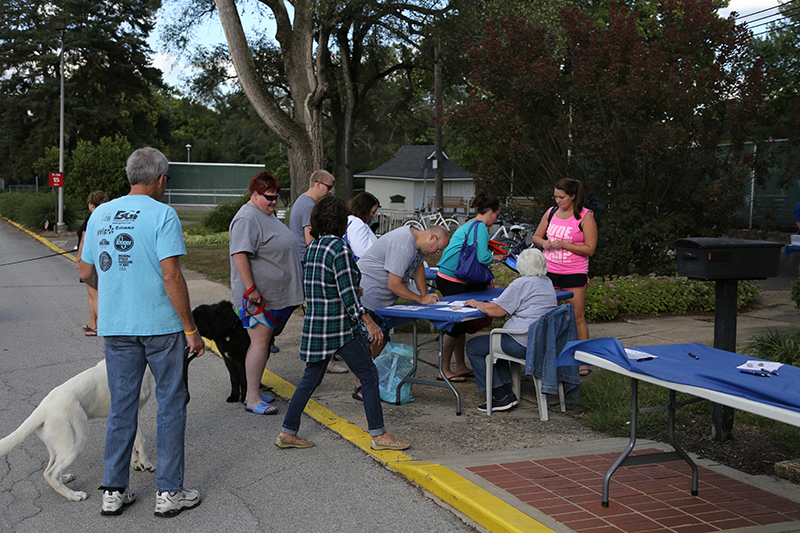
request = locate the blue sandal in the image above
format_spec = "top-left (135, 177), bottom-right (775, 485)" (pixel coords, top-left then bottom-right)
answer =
top-left (245, 400), bottom-right (278, 415)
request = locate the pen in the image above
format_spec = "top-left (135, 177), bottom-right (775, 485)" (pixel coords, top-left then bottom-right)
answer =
top-left (688, 352), bottom-right (699, 360)
top-left (636, 356), bottom-right (655, 362)
top-left (739, 369), bottom-right (770, 377)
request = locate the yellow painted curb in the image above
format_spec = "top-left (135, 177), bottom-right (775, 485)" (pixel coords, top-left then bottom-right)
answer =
top-left (4, 218), bottom-right (77, 263)
top-left (389, 461), bottom-right (554, 533)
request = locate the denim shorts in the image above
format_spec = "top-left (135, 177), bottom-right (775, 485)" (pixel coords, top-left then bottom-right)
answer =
top-left (359, 309), bottom-right (390, 342)
top-left (240, 305), bottom-right (296, 329)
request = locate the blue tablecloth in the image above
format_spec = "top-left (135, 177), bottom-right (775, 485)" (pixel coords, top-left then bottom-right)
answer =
top-left (556, 338), bottom-right (800, 415)
top-left (376, 288), bottom-right (573, 332)
top-left (784, 244), bottom-right (800, 257)
top-left (376, 288), bottom-right (505, 331)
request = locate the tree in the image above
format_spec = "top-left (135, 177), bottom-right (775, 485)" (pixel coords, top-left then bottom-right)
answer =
top-left (751, 3), bottom-right (800, 139)
top-left (451, 2), bottom-right (767, 275)
top-left (163, 0), bottom-right (443, 200)
top-left (0, 0), bottom-right (165, 184)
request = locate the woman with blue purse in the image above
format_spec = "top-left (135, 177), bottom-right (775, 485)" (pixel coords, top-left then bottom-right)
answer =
top-left (434, 192), bottom-right (504, 382)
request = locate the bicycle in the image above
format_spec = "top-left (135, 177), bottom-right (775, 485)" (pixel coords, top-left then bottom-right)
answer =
top-left (403, 209), bottom-right (460, 232)
top-left (487, 213), bottom-right (531, 255)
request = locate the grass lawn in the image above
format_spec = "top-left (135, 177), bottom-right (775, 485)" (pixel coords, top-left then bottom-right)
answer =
top-left (183, 242), bottom-right (230, 285)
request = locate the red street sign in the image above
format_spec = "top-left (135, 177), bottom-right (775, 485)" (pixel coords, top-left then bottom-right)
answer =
top-left (48, 172), bottom-right (64, 187)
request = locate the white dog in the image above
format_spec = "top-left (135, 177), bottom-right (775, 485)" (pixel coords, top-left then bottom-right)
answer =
top-left (0, 359), bottom-right (154, 501)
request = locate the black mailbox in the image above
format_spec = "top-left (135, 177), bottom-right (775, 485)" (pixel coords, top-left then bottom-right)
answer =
top-left (674, 238), bottom-right (782, 281)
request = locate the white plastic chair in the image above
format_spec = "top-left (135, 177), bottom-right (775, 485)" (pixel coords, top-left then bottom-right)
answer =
top-left (485, 305), bottom-right (575, 420)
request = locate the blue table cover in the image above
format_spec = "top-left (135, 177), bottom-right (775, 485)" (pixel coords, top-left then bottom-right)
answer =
top-left (376, 288), bottom-right (573, 332)
top-left (556, 338), bottom-right (800, 415)
top-left (376, 288), bottom-right (505, 331)
top-left (784, 244), bottom-right (800, 257)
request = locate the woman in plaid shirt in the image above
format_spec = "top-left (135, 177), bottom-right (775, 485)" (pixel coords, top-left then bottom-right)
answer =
top-left (275, 195), bottom-right (410, 451)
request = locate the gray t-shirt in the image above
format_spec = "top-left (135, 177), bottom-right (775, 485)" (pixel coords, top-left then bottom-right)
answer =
top-left (495, 275), bottom-right (558, 345)
top-left (229, 204), bottom-right (304, 309)
top-left (288, 193), bottom-right (317, 262)
top-left (358, 226), bottom-right (422, 311)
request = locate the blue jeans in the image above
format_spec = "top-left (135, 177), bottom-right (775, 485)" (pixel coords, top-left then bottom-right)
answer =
top-left (466, 334), bottom-right (527, 392)
top-left (103, 333), bottom-right (188, 492)
top-left (282, 337), bottom-right (386, 437)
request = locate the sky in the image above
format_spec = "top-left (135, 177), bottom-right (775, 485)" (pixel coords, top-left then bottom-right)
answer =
top-left (148, 0), bottom-right (790, 91)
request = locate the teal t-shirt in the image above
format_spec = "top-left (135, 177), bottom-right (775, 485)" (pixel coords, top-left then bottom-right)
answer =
top-left (437, 220), bottom-right (493, 277)
top-left (81, 195), bottom-right (186, 336)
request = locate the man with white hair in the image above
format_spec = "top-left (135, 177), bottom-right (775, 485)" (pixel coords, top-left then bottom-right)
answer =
top-left (464, 248), bottom-right (557, 411)
top-left (80, 147), bottom-right (204, 517)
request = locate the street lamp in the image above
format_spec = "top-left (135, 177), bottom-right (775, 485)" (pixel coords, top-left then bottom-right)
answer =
top-left (186, 144), bottom-right (192, 162)
top-left (55, 21), bottom-right (66, 233)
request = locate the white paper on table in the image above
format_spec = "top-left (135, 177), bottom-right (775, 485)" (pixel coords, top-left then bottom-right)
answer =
top-left (390, 305), bottom-right (427, 311)
top-left (435, 300), bottom-right (467, 307)
top-left (625, 348), bottom-right (658, 361)
top-left (737, 360), bottom-right (783, 372)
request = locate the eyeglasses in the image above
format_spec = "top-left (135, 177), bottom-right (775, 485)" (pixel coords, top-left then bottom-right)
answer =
top-left (316, 180), bottom-right (334, 192)
top-left (260, 193), bottom-right (279, 202)
top-left (162, 174), bottom-right (171, 183)
top-left (433, 234), bottom-right (441, 254)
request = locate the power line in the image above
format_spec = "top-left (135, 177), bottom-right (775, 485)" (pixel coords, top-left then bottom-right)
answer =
top-left (746, 3), bottom-right (800, 29)
top-left (732, 1), bottom-right (788, 21)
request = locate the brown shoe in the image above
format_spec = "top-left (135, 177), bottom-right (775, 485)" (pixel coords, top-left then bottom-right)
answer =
top-left (274, 434), bottom-right (314, 449)
top-left (370, 436), bottom-right (410, 451)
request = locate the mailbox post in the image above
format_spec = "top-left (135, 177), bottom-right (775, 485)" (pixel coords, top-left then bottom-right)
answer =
top-left (674, 238), bottom-right (782, 442)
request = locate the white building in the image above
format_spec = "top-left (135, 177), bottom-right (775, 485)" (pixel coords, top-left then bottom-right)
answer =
top-left (355, 145), bottom-right (475, 213)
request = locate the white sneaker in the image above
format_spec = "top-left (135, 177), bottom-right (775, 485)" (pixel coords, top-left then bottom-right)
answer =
top-left (326, 361), bottom-right (349, 373)
top-left (154, 488), bottom-right (201, 517)
top-left (100, 487), bottom-right (135, 516)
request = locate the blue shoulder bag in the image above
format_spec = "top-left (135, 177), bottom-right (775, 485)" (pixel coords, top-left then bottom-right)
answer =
top-left (453, 221), bottom-right (494, 284)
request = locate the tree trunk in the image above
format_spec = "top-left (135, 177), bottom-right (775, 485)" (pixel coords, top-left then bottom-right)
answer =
top-left (215, 0), bottom-right (324, 201)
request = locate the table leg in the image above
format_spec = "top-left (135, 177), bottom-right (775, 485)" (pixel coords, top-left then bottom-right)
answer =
top-left (601, 379), bottom-right (699, 507)
top-left (393, 320), bottom-right (463, 415)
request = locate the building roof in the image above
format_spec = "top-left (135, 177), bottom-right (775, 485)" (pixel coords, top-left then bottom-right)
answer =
top-left (354, 145), bottom-right (473, 181)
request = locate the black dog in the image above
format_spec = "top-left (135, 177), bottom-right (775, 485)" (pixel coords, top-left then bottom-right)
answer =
top-left (192, 301), bottom-right (251, 403)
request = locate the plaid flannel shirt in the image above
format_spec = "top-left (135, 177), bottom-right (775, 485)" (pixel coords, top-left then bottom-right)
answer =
top-left (300, 234), bottom-right (367, 362)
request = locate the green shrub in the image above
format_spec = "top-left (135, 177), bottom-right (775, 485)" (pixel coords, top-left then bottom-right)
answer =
top-left (584, 275), bottom-right (759, 321)
top-left (0, 192), bottom-right (80, 229)
top-left (743, 328), bottom-right (800, 366)
top-left (197, 195), bottom-right (248, 234)
top-left (791, 278), bottom-right (800, 311)
top-left (490, 267), bottom-right (761, 321)
top-left (183, 232), bottom-right (230, 245)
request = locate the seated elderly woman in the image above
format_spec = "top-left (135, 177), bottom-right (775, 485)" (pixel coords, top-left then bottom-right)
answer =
top-left (464, 248), bottom-right (557, 412)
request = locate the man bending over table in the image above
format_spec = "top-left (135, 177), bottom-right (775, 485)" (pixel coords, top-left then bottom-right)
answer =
top-left (358, 225), bottom-right (450, 357)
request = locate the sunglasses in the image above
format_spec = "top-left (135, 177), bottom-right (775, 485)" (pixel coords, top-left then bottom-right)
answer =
top-left (260, 193), bottom-right (279, 202)
top-left (316, 180), bottom-right (334, 192)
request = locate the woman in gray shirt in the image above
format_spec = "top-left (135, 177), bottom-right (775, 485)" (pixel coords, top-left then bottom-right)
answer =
top-left (464, 248), bottom-right (557, 411)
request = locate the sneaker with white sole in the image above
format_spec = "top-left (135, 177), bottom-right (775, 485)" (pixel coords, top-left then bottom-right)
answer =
top-left (476, 392), bottom-right (519, 412)
top-left (101, 487), bottom-right (135, 516)
top-left (154, 488), bottom-right (201, 517)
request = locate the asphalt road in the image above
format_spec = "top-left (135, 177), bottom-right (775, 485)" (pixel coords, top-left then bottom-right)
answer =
top-left (0, 219), bottom-right (476, 533)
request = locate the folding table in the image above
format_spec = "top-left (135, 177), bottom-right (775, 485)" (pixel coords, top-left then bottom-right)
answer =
top-left (556, 338), bottom-right (800, 506)
top-left (376, 288), bottom-right (573, 415)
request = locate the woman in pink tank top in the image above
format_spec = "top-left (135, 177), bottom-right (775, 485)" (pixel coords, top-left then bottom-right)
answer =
top-left (532, 178), bottom-right (597, 376)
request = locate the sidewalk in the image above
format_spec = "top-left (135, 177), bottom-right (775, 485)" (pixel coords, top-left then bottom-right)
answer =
top-left (41, 227), bottom-right (800, 532)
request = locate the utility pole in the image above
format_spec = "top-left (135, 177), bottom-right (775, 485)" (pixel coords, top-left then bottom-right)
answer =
top-left (56, 22), bottom-right (66, 233)
top-left (434, 35), bottom-right (444, 212)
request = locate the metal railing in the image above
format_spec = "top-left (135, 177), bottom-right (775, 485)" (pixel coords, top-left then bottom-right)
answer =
top-left (163, 189), bottom-right (246, 207)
